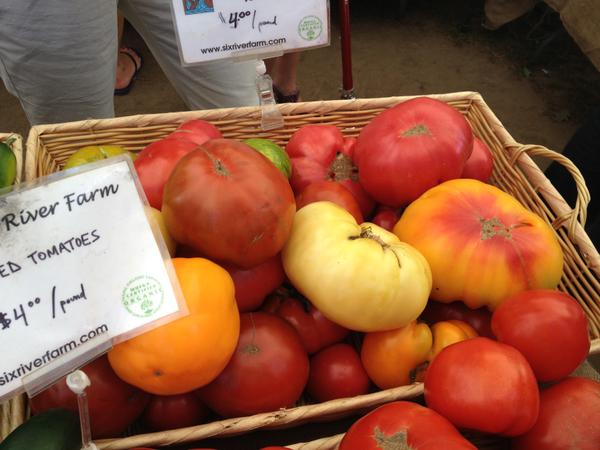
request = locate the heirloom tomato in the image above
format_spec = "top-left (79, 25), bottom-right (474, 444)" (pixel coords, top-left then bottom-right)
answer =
top-left (461, 137), bottom-right (494, 182)
top-left (424, 337), bottom-right (539, 436)
top-left (342, 136), bottom-right (357, 157)
top-left (295, 180), bottom-right (363, 223)
top-left (134, 138), bottom-right (198, 209)
top-left (30, 355), bottom-right (149, 439)
top-left (263, 290), bottom-right (349, 354)
top-left (166, 119), bottom-right (222, 144)
top-left (162, 139), bottom-right (296, 268)
top-left (339, 401), bottom-right (476, 450)
top-left (512, 377), bottom-right (600, 450)
top-left (306, 343), bottom-right (371, 402)
top-left (142, 392), bottom-right (209, 431)
top-left (198, 312), bottom-right (309, 418)
top-left (108, 258), bottom-right (240, 395)
top-left (428, 320), bottom-right (477, 361)
top-left (354, 97), bottom-right (473, 207)
top-left (361, 321), bottom-right (432, 389)
top-left (491, 289), bottom-right (590, 382)
top-left (419, 300), bottom-right (494, 339)
top-left (394, 179), bottom-right (563, 310)
top-left (282, 201), bottom-right (432, 332)
top-left (285, 124), bottom-right (375, 216)
top-left (244, 138), bottom-right (292, 178)
top-left (370, 205), bottom-right (401, 231)
top-left (222, 254), bottom-right (286, 312)
top-left (147, 206), bottom-right (177, 256)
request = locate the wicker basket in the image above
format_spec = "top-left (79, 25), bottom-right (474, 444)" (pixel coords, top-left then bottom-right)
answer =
top-left (3, 92), bottom-right (597, 449)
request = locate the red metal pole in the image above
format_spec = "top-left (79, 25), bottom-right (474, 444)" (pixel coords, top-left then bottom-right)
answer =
top-left (339, 0), bottom-right (355, 99)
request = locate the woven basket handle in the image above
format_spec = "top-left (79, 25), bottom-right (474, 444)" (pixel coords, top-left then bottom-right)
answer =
top-left (508, 143), bottom-right (591, 240)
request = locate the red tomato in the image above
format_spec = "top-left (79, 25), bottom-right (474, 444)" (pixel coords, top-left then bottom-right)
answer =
top-left (296, 180), bottom-right (363, 223)
top-left (307, 343), bottom-right (371, 403)
top-left (424, 337), bottom-right (539, 436)
top-left (134, 138), bottom-right (199, 209)
top-left (222, 254), bottom-right (286, 312)
top-left (354, 97), bottom-right (473, 207)
top-left (461, 137), bottom-right (494, 182)
top-left (262, 291), bottom-right (349, 354)
top-left (163, 139), bottom-right (296, 268)
top-left (286, 125), bottom-right (375, 216)
top-left (167, 119), bottom-right (222, 144)
top-left (419, 300), bottom-right (495, 339)
top-left (198, 312), bottom-right (309, 418)
top-left (512, 377), bottom-right (600, 450)
top-left (142, 392), bottom-right (210, 432)
top-left (342, 136), bottom-right (357, 158)
top-left (491, 289), bottom-right (590, 382)
top-left (370, 205), bottom-right (401, 231)
top-left (30, 355), bottom-right (150, 439)
top-left (339, 401), bottom-right (476, 450)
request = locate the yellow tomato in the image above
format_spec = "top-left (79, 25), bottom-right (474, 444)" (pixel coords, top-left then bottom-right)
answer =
top-left (147, 206), bottom-right (177, 256)
top-left (361, 321), bottom-right (433, 389)
top-left (394, 179), bottom-right (563, 310)
top-left (108, 258), bottom-right (240, 395)
top-left (282, 201), bottom-right (432, 332)
top-left (429, 320), bottom-right (478, 361)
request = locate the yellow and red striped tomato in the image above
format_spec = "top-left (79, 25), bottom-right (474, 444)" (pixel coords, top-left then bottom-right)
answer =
top-left (393, 179), bottom-right (563, 310)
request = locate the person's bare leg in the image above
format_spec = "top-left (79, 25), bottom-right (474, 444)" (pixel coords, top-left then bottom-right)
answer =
top-left (273, 52), bottom-right (301, 101)
top-left (115, 13), bottom-right (141, 92)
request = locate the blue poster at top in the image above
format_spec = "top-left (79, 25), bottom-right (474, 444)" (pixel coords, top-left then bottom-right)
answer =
top-left (183, 0), bottom-right (215, 15)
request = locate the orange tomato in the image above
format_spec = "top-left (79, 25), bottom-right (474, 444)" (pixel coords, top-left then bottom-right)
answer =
top-left (429, 320), bottom-right (478, 361)
top-left (361, 321), bottom-right (432, 389)
top-left (108, 258), bottom-right (240, 395)
top-left (393, 179), bottom-right (563, 310)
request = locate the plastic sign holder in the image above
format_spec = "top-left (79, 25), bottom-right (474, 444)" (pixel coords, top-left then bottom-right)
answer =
top-left (0, 155), bottom-right (186, 404)
top-left (170, 0), bottom-right (331, 65)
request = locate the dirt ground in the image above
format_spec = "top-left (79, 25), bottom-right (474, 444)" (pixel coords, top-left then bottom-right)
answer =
top-left (2, 0), bottom-right (600, 160)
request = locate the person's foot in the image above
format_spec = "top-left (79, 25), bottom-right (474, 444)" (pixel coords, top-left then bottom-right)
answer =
top-left (115, 47), bottom-right (142, 95)
top-left (273, 85), bottom-right (301, 103)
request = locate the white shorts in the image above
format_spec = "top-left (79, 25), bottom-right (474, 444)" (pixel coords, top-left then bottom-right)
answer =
top-left (0, 0), bottom-right (259, 125)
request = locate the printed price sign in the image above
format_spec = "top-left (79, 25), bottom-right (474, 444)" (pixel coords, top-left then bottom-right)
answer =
top-left (0, 157), bottom-right (185, 402)
top-left (171, 0), bottom-right (330, 64)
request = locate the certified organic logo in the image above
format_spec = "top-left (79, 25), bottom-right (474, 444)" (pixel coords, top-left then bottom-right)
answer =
top-left (122, 276), bottom-right (164, 318)
top-left (298, 15), bottom-right (323, 41)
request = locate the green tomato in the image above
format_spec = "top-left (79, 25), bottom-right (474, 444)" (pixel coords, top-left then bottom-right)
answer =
top-left (0, 140), bottom-right (17, 188)
top-left (64, 145), bottom-right (136, 169)
top-left (244, 138), bottom-right (291, 178)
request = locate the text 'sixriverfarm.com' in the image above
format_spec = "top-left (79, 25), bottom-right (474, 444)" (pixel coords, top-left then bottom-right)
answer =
top-left (0, 324), bottom-right (108, 386)
top-left (200, 37), bottom-right (287, 54)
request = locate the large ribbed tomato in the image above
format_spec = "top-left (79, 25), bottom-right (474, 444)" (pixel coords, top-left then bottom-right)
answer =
top-left (162, 139), bottom-right (296, 269)
top-left (282, 201), bottom-right (432, 332)
top-left (108, 258), bottom-right (240, 395)
top-left (393, 179), bottom-right (563, 310)
top-left (339, 401), bottom-right (476, 450)
top-left (354, 97), bottom-right (473, 207)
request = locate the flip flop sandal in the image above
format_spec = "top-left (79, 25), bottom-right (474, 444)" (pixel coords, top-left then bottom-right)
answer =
top-left (273, 85), bottom-right (300, 103)
top-left (114, 47), bottom-right (143, 96)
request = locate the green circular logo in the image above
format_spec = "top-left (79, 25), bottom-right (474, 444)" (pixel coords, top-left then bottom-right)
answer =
top-left (122, 276), bottom-right (164, 318)
top-left (298, 15), bottom-right (323, 41)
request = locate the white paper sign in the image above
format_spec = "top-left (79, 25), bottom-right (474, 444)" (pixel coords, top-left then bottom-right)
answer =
top-left (0, 157), bottom-right (185, 401)
top-left (171, 0), bottom-right (330, 64)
